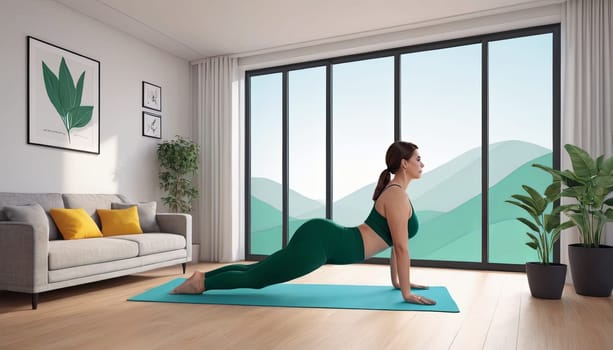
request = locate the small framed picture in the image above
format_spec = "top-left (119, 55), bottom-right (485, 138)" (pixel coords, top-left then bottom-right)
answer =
top-left (142, 81), bottom-right (161, 111)
top-left (142, 111), bottom-right (161, 139)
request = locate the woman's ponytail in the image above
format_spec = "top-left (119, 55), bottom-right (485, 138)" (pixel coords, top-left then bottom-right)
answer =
top-left (372, 168), bottom-right (391, 200)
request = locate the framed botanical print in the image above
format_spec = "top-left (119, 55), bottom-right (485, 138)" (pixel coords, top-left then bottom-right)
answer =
top-left (142, 81), bottom-right (162, 112)
top-left (142, 111), bottom-right (161, 139)
top-left (27, 36), bottom-right (100, 154)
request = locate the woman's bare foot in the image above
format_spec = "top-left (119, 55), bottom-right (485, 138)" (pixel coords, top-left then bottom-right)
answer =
top-left (171, 271), bottom-right (205, 294)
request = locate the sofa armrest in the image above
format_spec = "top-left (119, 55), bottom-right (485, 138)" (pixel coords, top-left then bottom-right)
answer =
top-left (156, 213), bottom-right (192, 262)
top-left (0, 222), bottom-right (48, 293)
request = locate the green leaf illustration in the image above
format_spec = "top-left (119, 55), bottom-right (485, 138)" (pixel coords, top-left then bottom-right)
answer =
top-left (68, 106), bottom-right (93, 128)
top-left (74, 72), bottom-right (85, 108)
top-left (42, 62), bottom-right (64, 117)
top-left (41, 57), bottom-right (93, 143)
top-left (58, 58), bottom-right (77, 111)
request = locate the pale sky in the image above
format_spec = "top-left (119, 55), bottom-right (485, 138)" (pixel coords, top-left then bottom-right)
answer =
top-left (251, 33), bottom-right (553, 200)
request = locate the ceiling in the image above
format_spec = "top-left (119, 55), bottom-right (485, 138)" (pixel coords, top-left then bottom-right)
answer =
top-left (55, 0), bottom-right (559, 61)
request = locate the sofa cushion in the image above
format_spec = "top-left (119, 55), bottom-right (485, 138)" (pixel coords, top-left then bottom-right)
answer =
top-left (111, 201), bottom-right (160, 232)
top-left (3, 203), bottom-right (49, 237)
top-left (48, 238), bottom-right (139, 270)
top-left (50, 208), bottom-right (103, 240)
top-left (111, 233), bottom-right (186, 256)
top-left (97, 206), bottom-right (143, 236)
top-left (62, 194), bottom-right (128, 227)
top-left (48, 250), bottom-right (187, 283)
top-left (0, 192), bottom-right (64, 240)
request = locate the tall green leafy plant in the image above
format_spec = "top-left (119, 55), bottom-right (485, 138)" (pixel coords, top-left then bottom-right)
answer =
top-left (506, 183), bottom-right (574, 264)
top-left (157, 136), bottom-right (200, 213)
top-left (42, 57), bottom-right (93, 143)
top-left (534, 144), bottom-right (613, 248)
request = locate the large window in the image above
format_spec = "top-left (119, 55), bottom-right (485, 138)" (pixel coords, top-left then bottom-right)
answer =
top-left (488, 33), bottom-right (555, 264)
top-left (249, 73), bottom-right (282, 255)
top-left (332, 57), bottom-right (395, 227)
top-left (401, 44), bottom-right (482, 262)
top-left (246, 25), bottom-right (560, 271)
top-left (288, 67), bottom-right (327, 239)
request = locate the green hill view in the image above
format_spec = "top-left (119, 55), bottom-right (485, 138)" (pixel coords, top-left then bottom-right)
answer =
top-left (249, 140), bottom-right (553, 263)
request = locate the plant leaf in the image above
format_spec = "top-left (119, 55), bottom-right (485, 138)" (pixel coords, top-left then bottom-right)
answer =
top-left (58, 57), bottom-right (77, 112)
top-left (517, 217), bottom-right (539, 232)
top-left (560, 169), bottom-right (584, 186)
top-left (561, 186), bottom-right (587, 200)
top-left (551, 204), bottom-right (574, 217)
top-left (526, 232), bottom-right (540, 245)
top-left (593, 175), bottom-right (613, 189)
top-left (506, 199), bottom-right (538, 219)
top-left (544, 181), bottom-right (561, 202)
top-left (544, 213), bottom-right (560, 232)
top-left (67, 106), bottom-right (93, 129)
top-left (41, 61), bottom-right (64, 116)
top-left (510, 194), bottom-right (537, 209)
top-left (596, 155), bottom-right (606, 175)
top-left (601, 154), bottom-right (613, 174)
top-left (523, 185), bottom-right (547, 213)
top-left (565, 144), bottom-right (596, 179)
top-left (526, 232), bottom-right (540, 249)
top-left (551, 221), bottom-right (574, 242)
top-left (532, 163), bottom-right (562, 180)
top-left (74, 71), bottom-right (85, 107)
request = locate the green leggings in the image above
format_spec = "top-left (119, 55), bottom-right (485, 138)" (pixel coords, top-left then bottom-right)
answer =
top-left (205, 218), bottom-right (365, 290)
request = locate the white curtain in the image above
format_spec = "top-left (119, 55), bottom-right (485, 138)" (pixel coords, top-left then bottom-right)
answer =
top-left (193, 56), bottom-right (241, 262)
top-left (561, 0), bottom-right (613, 271)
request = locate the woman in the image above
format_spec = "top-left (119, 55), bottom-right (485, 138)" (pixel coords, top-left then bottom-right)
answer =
top-left (173, 141), bottom-right (435, 305)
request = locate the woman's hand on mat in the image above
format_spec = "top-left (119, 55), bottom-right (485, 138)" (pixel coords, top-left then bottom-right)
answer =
top-left (410, 283), bottom-right (429, 290)
top-left (404, 293), bottom-right (436, 305)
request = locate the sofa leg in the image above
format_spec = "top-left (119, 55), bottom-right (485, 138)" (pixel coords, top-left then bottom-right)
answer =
top-left (32, 293), bottom-right (39, 310)
top-left (182, 263), bottom-right (186, 274)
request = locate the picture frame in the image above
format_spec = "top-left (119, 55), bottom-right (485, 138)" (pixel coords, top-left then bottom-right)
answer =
top-left (27, 36), bottom-right (100, 154)
top-left (142, 81), bottom-right (162, 112)
top-left (142, 111), bottom-right (161, 139)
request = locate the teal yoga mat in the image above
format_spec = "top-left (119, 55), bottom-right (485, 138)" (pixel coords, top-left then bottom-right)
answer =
top-left (128, 278), bottom-right (459, 313)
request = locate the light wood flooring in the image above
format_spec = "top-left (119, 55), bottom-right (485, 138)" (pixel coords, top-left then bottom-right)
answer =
top-left (1, 262), bottom-right (612, 350)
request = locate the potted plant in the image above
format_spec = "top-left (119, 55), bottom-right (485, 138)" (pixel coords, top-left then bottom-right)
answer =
top-left (506, 183), bottom-right (574, 299)
top-left (157, 135), bottom-right (200, 213)
top-left (534, 144), bottom-right (613, 297)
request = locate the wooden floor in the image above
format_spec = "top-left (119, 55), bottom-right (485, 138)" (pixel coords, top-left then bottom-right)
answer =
top-left (1, 262), bottom-right (612, 350)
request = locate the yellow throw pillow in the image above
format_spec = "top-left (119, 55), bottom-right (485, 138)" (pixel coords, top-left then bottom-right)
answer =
top-left (50, 208), bottom-right (103, 240)
top-left (96, 206), bottom-right (143, 236)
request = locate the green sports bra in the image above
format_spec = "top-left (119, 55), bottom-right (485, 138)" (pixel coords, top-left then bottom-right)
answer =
top-left (364, 202), bottom-right (419, 246)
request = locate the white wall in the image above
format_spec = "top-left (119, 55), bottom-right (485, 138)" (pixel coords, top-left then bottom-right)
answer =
top-left (0, 0), bottom-right (191, 206)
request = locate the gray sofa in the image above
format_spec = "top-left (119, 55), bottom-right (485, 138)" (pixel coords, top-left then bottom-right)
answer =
top-left (0, 193), bottom-right (192, 309)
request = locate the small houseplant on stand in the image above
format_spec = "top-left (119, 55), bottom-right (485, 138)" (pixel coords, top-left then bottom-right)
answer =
top-left (506, 183), bottom-right (574, 299)
top-left (157, 136), bottom-right (200, 213)
top-left (534, 144), bottom-right (613, 297)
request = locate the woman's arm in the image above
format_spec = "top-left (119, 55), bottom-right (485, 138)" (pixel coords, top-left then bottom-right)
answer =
top-left (390, 248), bottom-right (400, 288)
top-left (384, 190), bottom-right (413, 300)
top-left (385, 190), bottom-right (435, 305)
top-left (392, 247), bottom-right (428, 289)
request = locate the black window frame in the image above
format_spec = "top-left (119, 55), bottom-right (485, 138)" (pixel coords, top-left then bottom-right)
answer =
top-left (245, 24), bottom-right (561, 272)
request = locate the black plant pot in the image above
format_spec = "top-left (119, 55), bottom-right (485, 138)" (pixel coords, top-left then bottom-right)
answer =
top-left (568, 244), bottom-right (613, 297)
top-left (526, 262), bottom-right (567, 299)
